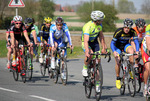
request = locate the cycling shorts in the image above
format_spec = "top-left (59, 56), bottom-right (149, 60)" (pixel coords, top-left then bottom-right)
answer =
top-left (115, 43), bottom-right (132, 54)
top-left (82, 39), bottom-right (100, 52)
top-left (141, 43), bottom-right (150, 64)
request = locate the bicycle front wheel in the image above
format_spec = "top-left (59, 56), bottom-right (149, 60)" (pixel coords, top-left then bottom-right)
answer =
top-left (21, 59), bottom-right (26, 83)
top-left (51, 67), bottom-right (59, 84)
top-left (94, 64), bottom-right (103, 101)
top-left (135, 72), bottom-right (141, 93)
top-left (120, 65), bottom-right (125, 95)
top-left (26, 55), bottom-right (33, 80)
top-left (84, 76), bottom-right (92, 98)
top-left (12, 66), bottom-right (19, 81)
top-left (128, 66), bottom-right (136, 97)
top-left (60, 60), bottom-right (68, 85)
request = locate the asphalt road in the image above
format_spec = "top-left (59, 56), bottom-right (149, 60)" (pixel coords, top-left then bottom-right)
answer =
top-left (0, 57), bottom-right (145, 101)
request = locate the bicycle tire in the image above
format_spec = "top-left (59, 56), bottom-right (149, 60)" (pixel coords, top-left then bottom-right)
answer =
top-left (26, 55), bottom-right (33, 80)
top-left (40, 63), bottom-right (46, 76)
top-left (60, 60), bottom-right (68, 85)
top-left (135, 73), bottom-right (141, 93)
top-left (52, 66), bottom-right (59, 84)
top-left (128, 65), bottom-right (136, 97)
top-left (84, 74), bottom-right (92, 98)
top-left (21, 59), bottom-right (26, 83)
top-left (94, 64), bottom-right (102, 101)
top-left (120, 65), bottom-right (125, 95)
top-left (12, 66), bottom-right (19, 81)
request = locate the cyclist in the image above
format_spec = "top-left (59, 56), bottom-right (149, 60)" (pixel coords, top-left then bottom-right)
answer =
top-left (50, 17), bottom-right (73, 78)
top-left (81, 10), bottom-right (108, 92)
top-left (9, 15), bottom-right (31, 75)
top-left (110, 18), bottom-right (139, 89)
top-left (23, 17), bottom-right (38, 62)
top-left (141, 24), bottom-right (150, 97)
top-left (32, 18), bottom-right (39, 62)
top-left (133, 18), bottom-right (146, 49)
top-left (39, 17), bottom-right (52, 63)
top-left (6, 20), bottom-right (15, 69)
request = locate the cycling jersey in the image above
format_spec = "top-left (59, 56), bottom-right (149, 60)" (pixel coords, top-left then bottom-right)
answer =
top-left (111, 27), bottom-right (139, 53)
top-left (9, 24), bottom-right (27, 41)
top-left (50, 23), bottom-right (72, 47)
top-left (133, 26), bottom-right (146, 44)
top-left (81, 21), bottom-right (102, 42)
top-left (34, 25), bottom-right (39, 35)
top-left (141, 25), bottom-right (150, 56)
top-left (39, 24), bottom-right (50, 41)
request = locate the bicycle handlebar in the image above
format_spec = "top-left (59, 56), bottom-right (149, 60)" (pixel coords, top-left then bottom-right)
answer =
top-left (86, 52), bottom-right (111, 62)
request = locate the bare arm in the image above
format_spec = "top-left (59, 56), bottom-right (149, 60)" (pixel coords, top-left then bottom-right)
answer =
top-left (84, 34), bottom-right (90, 57)
top-left (23, 31), bottom-right (30, 44)
top-left (146, 37), bottom-right (150, 51)
top-left (32, 30), bottom-right (37, 44)
top-left (99, 31), bottom-right (107, 53)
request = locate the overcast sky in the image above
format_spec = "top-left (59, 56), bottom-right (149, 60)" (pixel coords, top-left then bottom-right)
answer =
top-left (53, 0), bottom-right (143, 12)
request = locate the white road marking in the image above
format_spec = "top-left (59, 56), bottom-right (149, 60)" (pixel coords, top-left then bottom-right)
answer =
top-left (0, 87), bottom-right (20, 93)
top-left (30, 95), bottom-right (56, 101)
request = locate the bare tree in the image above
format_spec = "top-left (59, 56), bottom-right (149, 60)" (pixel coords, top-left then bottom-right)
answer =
top-left (0, 0), bottom-right (9, 20)
top-left (141, 0), bottom-right (150, 15)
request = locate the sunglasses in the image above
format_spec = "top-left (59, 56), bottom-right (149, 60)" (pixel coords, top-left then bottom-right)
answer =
top-left (56, 24), bottom-right (63, 26)
top-left (15, 23), bottom-right (22, 25)
top-left (25, 23), bottom-right (32, 26)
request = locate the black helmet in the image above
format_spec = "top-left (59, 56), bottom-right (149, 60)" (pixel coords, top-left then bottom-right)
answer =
top-left (135, 18), bottom-right (146, 28)
top-left (123, 18), bottom-right (133, 28)
top-left (24, 17), bottom-right (33, 26)
top-left (55, 17), bottom-right (64, 24)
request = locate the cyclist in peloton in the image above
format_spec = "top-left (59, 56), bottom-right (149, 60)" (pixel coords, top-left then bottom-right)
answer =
top-left (39, 17), bottom-right (52, 63)
top-left (141, 24), bottom-right (150, 97)
top-left (50, 17), bottom-right (73, 78)
top-left (81, 10), bottom-right (108, 92)
top-left (6, 20), bottom-right (15, 69)
top-left (110, 18), bottom-right (139, 89)
top-left (132, 18), bottom-right (146, 73)
top-left (9, 15), bottom-right (31, 75)
top-left (23, 17), bottom-right (38, 63)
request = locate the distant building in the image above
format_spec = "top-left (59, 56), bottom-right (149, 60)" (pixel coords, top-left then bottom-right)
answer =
top-left (55, 4), bottom-right (74, 12)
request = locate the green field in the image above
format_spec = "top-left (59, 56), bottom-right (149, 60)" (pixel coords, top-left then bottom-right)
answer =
top-left (0, 39), bottom-right (84, 58)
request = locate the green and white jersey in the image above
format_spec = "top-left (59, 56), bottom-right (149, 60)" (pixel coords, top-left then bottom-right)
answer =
top-left (81, 20), bottom-right (102, 42)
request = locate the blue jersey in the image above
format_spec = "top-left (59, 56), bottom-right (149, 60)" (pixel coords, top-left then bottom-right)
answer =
top-left (50, 23), bottom-right (72, 46)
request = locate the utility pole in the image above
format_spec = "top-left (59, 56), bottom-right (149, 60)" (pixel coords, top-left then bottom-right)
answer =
top-left (92, 0), bottom-right (94, 11)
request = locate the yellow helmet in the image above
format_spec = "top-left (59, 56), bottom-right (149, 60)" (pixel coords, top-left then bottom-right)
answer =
top-left (44, 17), bottom-right (52, 23)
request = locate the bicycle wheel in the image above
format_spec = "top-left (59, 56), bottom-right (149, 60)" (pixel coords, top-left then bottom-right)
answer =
top-left (94, 64), bottom-right (102, 101)
top-left (21, 59), bottom-right (26, 83)
top-left (146, 77), bottom-right (150, 101)
top-left (128, 66), bottom-right (136, 97)
top-left (60, 60), bottom-right (68, 85)
top-left (84, 74), bottom-right (92, 98)
top-left (26, 55), bottom-right (33, 80)
top-left (51, 66), bottom-right (59, 84)
top-left (120, 65), bottom-right (125, 95)
top-left (12, 66), bottom-right (19, 81)
top-left (135, 72), bottom-right (141, 93)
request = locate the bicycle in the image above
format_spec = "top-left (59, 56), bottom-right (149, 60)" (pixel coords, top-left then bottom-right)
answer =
top-left (146, 76), bottom-right (150, 101)
top-left (135, 53), bottom-right (144, 93)
top-left (50, 46), bottom-right (72, 85)
top-left (83, 52), bottom-right (111, 101)
top-left (40, 43), bottom-right (51, 78)
top-left (24, 45), bottom-right (33, 80)
top-left (119, 52), bottom-right (137, 97)
top-left (10, 44), bottom-right (26, 83)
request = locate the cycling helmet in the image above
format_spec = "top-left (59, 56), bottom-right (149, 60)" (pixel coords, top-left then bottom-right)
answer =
top-left (55, 17), bottom-right (64, 24)
top-left (91, 10), bottom-right (105, 21)
top-left (135, 18), bottom-right (146, 28)
top-left (13, 15), bottom-right (22, 22)
top-left (123, 18), bottom-right (133, 28)
top-left (24, 17), bottom-right (33, 26)
top-left (44, 17), bottom-right (52, 23)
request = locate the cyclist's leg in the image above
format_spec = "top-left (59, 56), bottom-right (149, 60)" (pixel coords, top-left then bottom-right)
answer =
top-left (6, 43), bottom-right (12, 69)
top-left (141, 44), bottom-right (150, 96)
top-left (124, 43), bottom-right (134, 65)
top-left (51, 41), bottom-right (58, 69)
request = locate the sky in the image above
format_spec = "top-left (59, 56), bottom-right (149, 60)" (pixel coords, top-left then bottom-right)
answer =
top-left (53, 0), bottom-right (144, 12)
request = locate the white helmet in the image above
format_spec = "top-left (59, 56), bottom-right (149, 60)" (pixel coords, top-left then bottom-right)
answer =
top-left (91, 10), bottom-right (105, 21)
top-left (13, 15), bottom-right (22, 22)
